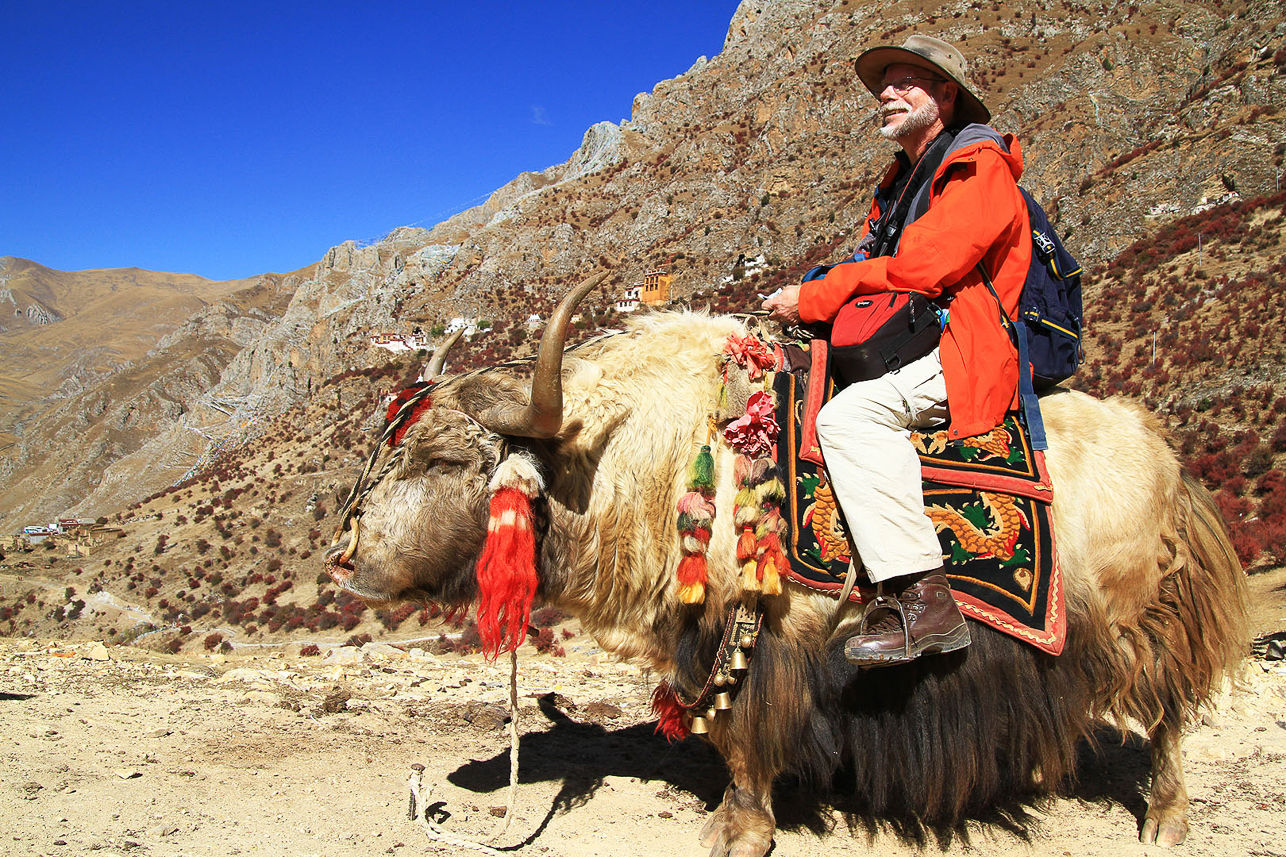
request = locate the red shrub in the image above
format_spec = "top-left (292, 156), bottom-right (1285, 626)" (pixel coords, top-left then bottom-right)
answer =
top-left (1214, 490), bottom-right (1251, 524)
top-left (530, 626), bottom-right (566, 656)
top-left (1272, 421), bottom-right (1286, 453)
top-left (1229, 525), bottom-right (1262, 566)
top-left (1190, 451), bottom-right (1237, 489)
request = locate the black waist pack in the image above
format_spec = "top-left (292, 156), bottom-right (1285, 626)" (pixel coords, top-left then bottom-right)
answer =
top-left (829, 292), bottom-right (941, 385)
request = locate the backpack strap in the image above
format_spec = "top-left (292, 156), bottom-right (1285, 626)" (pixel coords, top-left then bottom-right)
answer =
top-left (977, 262), bottom-right (1048, 452)
top-left (869, 129), bottom-right (958, 258)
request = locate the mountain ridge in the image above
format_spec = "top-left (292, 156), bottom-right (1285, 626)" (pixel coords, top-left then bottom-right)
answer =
top-left (1, 0), bottom-right (1283, 537)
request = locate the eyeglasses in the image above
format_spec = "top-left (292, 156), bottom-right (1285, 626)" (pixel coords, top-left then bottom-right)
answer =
top-left (881, 76), bottom-right (945, 94)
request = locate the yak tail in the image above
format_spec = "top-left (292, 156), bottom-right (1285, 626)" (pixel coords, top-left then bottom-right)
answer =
top-left (1117, 469), bottom-right (1249, 730)
top-left (1172, 469), bottom-right (1249, 688)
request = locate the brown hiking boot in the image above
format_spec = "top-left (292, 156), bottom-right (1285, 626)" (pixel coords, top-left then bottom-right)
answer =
top-left (844, 571), bottom-right (971, 667)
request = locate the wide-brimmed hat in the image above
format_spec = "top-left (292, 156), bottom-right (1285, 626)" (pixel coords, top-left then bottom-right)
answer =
top-left (855, 35), bottom-right (990, 126)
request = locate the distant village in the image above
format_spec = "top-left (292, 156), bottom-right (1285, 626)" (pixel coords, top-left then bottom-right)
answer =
top-left (2, 517), bottom-right (116, 568)
top-left (367, 270), bottom-right (676, 354)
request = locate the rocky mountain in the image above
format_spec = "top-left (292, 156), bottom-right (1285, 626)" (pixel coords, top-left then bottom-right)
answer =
top-left (1, 0), bottom-right (1283, 541)
top-left (0, 258), bottom-right (266, 519)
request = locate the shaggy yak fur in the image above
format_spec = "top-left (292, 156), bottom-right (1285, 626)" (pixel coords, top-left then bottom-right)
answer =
top-left (326, 310), bottom-right (1247, 857)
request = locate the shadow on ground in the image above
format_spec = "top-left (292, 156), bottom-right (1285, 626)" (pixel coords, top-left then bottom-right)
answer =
top-left (448, 694), bottom-right (728, 848)
top-left (448, 696), bottom-right (1155, 851)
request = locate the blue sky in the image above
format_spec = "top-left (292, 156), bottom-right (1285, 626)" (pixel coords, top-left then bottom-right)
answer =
top-left (2, 2), bottom-right (740, 281)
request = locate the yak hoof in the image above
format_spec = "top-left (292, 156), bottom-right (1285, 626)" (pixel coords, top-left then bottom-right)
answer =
top-left (699, 787), bottom-right (774, 857)
top-left (1140, 812), bottom-right (1188, 847)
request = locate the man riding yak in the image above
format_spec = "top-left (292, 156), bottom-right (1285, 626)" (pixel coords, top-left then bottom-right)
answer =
top-left (764, 34), bottom-right (1031, 667)
top-left (324, 32), bottom-right (1246, 854)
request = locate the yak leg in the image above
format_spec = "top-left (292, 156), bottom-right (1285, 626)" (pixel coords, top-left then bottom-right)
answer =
top-left (1140, 716), bottom-right (1189, 846)
top-left (699, 750), bottom-right (775, 857)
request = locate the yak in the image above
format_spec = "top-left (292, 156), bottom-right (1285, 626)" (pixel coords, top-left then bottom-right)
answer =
top-left (324, 273), bottom-right (1247, 857)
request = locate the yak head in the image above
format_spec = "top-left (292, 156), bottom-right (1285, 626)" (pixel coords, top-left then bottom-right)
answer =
top-left (321, 271), bottom-right (607, 607)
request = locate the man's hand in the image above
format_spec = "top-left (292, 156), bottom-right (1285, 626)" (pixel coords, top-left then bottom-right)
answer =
top-left (762, 285), bottom-right (802, 325)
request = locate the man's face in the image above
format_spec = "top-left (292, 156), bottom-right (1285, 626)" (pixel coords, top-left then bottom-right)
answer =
top-left (877, 62), bottom-right (946, 141)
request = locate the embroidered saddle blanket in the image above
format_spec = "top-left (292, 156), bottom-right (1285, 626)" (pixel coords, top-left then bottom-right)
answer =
top-left (772, 343), bottom-right (1065, 656)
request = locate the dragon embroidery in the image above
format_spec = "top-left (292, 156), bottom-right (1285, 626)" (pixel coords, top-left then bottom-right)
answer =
top-left (926, 490), bottom-right (1030, 565)
top-left (913, 424), bottom-right (1017, 460)
top-left (802, 475), bottom-right (851, 565)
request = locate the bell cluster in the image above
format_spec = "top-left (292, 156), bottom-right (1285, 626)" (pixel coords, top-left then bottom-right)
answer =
top-left (686, 632), bottom-right (755, 735)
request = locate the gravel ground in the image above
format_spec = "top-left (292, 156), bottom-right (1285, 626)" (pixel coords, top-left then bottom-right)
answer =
top-left (3, 616), bottom-right (1285, 857)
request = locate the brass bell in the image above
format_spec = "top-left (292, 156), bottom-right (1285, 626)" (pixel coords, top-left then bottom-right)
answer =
top-left (689, 715), bottom-right (709, 734)
top-left (724, 674), bottom-right (737, 686)
top-left (705, 706), bottom-right (718, 720)
top-left (740, 633), bottom-right (754, 648)
top-left (730, 648), bottom-right (749, 671)
top-left (713, 673), bottom-right (727, 687)
top-left (714, 692), bottom-right (733, 710)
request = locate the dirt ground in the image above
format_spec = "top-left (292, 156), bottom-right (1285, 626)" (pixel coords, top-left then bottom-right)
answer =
top-left (4, 569), bottom-right (1286, 857)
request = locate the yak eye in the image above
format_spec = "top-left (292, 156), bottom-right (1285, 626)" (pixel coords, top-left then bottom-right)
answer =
top-left (418, 455), bottom-right (463, 473)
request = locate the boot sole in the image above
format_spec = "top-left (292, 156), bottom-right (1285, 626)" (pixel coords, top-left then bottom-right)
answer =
top-left (845, 621), bottom-right (972, 668)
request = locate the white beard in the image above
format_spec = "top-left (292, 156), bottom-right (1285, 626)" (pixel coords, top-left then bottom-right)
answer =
top-left (879, 98), bottom-right (940, 141)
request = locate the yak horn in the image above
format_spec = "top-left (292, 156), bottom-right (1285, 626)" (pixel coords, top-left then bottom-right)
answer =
top-left (421, 327), bottom-right (465, 381)
top-left (476, 270), bottom-right (611, 438)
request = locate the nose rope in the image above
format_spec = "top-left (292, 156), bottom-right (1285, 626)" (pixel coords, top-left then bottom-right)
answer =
top-left (333, 443), bottom-right (406, 544)
top-left (333, 383), bottom-right (437, 544)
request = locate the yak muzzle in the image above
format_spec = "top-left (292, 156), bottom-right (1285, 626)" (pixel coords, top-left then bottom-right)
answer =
top-left (324, 520), bottom-right (359, 582)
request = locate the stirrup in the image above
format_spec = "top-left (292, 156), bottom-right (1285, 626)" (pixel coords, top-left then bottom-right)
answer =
top-left (855, 585), bottom-right (914, 661)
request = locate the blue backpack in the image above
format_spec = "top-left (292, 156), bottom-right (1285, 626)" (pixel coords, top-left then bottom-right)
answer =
top-left (976, 188), bottom-right (1084, 450)
top-left (978, 188), bottom-right (1084, 391)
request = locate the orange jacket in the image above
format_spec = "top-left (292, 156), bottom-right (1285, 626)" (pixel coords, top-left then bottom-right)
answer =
top-left (799, 131), bottom-right (1032, 440)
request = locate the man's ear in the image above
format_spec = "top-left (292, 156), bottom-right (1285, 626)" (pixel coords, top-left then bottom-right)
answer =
top-left (941, 81), bottom-right (959, 122)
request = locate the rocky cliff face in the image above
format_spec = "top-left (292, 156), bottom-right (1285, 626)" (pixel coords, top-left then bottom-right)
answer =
top-left (1, 0), bottom-right (1283, 530)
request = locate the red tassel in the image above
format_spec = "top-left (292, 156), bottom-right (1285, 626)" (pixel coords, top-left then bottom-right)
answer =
top-left (676, 554), bottom-right (708, 604)
top-left (475, 487), bottom-right (537, 659)
top-left (736, 526), bottom-right (757, 561)
top-left (756, 533), bottom-right (786, 596)
top-left (651, 682), bottom-right (690, 741)
top-left (386, 384), bottom-right (434, 447)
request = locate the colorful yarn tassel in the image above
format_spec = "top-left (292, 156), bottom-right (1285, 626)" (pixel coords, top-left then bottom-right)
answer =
top-left (688, 442), bottom-right (715, 488)
top-left (755, 528), bottom-right (785, 596)
top-left (475, 455), bottom-right (543, 659)
top-left (651, 681), bottom-right (690, 741)
top-left (732, 453), bottom-right (788, 596)
top-left (676, 444), bottom-right (716, 604)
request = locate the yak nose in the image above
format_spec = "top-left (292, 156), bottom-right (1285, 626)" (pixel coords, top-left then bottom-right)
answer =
top-left (323, 517), bottom-right (361, 580)
top-left (323, 542), bottom-right (355, 581)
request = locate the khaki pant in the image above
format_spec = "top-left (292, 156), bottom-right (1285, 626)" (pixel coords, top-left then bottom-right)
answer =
top-left (815, 348), bottom-right (948, 583)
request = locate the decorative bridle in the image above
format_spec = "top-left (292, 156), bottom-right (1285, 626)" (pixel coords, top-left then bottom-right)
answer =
top-left (329, 268), bottom-right (610, 583)
top-left (330, 381), bottom-right (443, 567)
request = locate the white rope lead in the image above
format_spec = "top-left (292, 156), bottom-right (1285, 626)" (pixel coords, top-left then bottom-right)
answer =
top-left (408, 648), bottom-right (522, 855)
top-left (491, 647), bottom-right (521, 842)
top-left (408, 765), bottom-right (509, 856)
